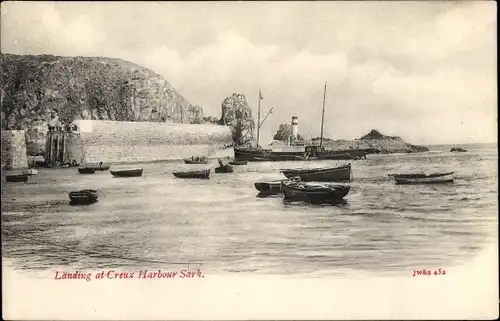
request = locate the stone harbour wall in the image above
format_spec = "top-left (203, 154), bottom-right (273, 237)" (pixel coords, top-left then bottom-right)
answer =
top-left (72, 120), bottom-right (233, 164)
top-left (1, 130), bottom-right (28, 169)
top-left (81, 144), bottom-right (233, 164)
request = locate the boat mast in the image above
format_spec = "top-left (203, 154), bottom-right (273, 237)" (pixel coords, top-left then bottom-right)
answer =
top-left (257, 89), bottom-right (261, 149)
top-left (320, 81), bottom-right (327, 148)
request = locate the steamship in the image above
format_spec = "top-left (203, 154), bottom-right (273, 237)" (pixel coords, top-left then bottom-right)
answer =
top-left (234, 85), bottom-right (375, 162)
top-left (234, 116), bottom-right (365, 161)
top-left (234, 116), bottom-right (313, 161)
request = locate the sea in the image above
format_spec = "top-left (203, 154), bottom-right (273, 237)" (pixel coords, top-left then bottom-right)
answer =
top-left (1, 143), bottom-right (497, 278)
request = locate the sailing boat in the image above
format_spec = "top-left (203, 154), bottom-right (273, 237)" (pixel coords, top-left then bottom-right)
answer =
top-left (314, 82), bottom-right (369, 160)
top-left (233, 90), bottom-right (273, 161)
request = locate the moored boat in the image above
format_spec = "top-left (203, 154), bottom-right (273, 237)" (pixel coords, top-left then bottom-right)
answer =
top-left (316, 149), bottom-right (370, 160)
top-left (110, 168), bottom-right (143, 177)
top-left (281, 180), bottom-right (350, 203)
top-left (266, 153), bottom-right (315, 161)
top-left (315, 152), bottom-right (355, 160)
top-left (215, 164), bottom-right (234, 173)
top-left (389, 172), bottom-right (454, 185)
top-left (184, 157), bottom-right (208, 164)
top-left (228, 160), bottom-right (248, 165)
top-left (173, 169), bottom-right (210, 179)
top-left (234, 147), bottom-right (272, 161)
top-left (280, 163), bottom-right (351, 182)
top-left (69, 189), bottom-right (98, 204)
top-left (23, 168), bottom-right (38, 175)
top-left (94, 163), bottom-right (111, 171)
top-left (5, 174), bottom-right (29, 182)
top-left (78, 167), bottom-right (96, 174)
top-left (254, 180), bottom-right (283, 195)
top-left (80, 162), bottom-right (111, 170)
top-left (298, 82), bottom-right (372, 162)
top-left (254, 177), bottom-right (301, 195)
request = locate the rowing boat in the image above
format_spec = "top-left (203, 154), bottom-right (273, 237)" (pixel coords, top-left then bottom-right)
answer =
top-left (173, 169), bottom-right (210, 179)
top-left (280, 164), bottom-right (351, 182)
top-left (5, 174), bottom-right (29, 182)
top-left (69, 189), bottom-right (98, 204)
top-left (110, 168), bottom-right (143, 177)
top-left (388, 172), bottom-right (454, 185)
top-left (78, 167), bottom-right (96, 174)
top-left (281, 180), bottom-right (350, 203)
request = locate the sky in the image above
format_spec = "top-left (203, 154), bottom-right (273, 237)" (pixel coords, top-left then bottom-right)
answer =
top-left (1, 1), bottom-right (497, 145)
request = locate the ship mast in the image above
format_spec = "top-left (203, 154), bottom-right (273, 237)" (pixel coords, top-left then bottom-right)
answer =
top-left (256, 90), bottom-right (262, 149)
top-left (320, 81), bottom-right (327, 149)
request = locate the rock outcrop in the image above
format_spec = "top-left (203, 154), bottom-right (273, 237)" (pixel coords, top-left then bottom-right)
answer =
top-left (313, 129), bottom-right (429, 154)
top-left (1, 53), bottom-right (204, 155)
top-left (450, 147), bottom-right (467, 152)
top-left (219, 93), bottom-right (254, 146)
top-left (273, 124), bottom-right (304, 142)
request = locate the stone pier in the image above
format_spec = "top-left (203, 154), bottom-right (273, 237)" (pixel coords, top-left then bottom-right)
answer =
top-left (66, 120), bottom-right (234, 164)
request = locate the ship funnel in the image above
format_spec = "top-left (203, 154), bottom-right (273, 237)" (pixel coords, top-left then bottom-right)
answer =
top-left (291, 116), bottom-right (298, 141)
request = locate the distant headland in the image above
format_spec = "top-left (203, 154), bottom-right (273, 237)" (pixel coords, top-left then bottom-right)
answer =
top-left (311, 129), bottom-right (430, 154)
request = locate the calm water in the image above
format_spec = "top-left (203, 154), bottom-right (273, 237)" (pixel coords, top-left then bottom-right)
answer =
top-left (2, 146), bottom-right (497, 277)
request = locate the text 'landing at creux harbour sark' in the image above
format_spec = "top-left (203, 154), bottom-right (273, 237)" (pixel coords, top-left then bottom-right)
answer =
top-left (54, 269), bottom-right (204, 281)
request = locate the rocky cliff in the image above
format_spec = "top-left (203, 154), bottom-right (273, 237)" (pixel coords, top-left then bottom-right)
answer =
top-left (313, 129), bottom-right (429, 153)
top-left (1, 53), bottom-right (204, 155)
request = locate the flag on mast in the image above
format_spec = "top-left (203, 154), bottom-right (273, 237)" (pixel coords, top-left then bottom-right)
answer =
top-left (259, 90), bottom-right (263, 100)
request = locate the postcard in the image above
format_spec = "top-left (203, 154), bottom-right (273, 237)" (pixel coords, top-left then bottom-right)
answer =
top-left (1, 1), bottom-right (497, 320)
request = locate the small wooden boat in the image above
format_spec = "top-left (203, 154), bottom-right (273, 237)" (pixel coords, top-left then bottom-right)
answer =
top-left (78, 167), bottom-right (96, 174)
top-left (389, 172), bottom-right (454, 185)
top-left (5, 174), bottom-right (29, 182)
top-left (94, 163), bottom-right (111, 171)
top-left (254, 180), bottom-right (283, 195)
top-left (281, 180), bottom-right (351, 203)
top-left (69, 189), bottom-right (98, 204)
top-left (81, 162), bottom-right (111, 171)
top-left (280, 164), bottom-right (351, 182)
top-left (110, 168), bottom-right (143, 177)
top-left (23, 168), bottom-right (38, 175)
top-left (228, 160), bottom-right (248, 165)
top-left (184, 157), bottom-right (208, 164)
top-left (450, 147), bottom-right (467, 152)
top-left (215, 164), bottom-right (233, 173)
top-left (60, 160), bottom-right (79, 168)
top-left (173, 169), bottom-right (210, 179)
top-left (254, 177), bottom-right (301, 195)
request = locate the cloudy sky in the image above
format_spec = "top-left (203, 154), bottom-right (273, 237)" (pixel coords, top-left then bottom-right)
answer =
top-left (1, 1), bottom-right (496, 144)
